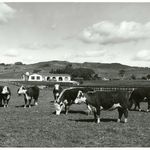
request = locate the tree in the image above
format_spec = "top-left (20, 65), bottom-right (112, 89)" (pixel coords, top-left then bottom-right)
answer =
top-left (141, 76), bottom-right (147, 80)
top-left (33, 69), bottom-right (41, 73)
top-left (15, 62), bottom-right (23, 65)
top-left (147, 74), bottom-right (150, 80)
top-left (71, 68), bottom-right (95, 80)
top-left (130, 74), bottom-right (136, 80)
top-left (118, 69), bottom-right (125, 79)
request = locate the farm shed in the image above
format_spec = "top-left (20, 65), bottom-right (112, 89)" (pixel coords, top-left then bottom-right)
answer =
top-left (28, 73), bottom-right (43, 81)
top-left (46, 74), bottom-right (71, 82)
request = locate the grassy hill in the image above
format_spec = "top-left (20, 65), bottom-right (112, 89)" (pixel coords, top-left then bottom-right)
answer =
top-left (0, 61), bottom-right (150, 80)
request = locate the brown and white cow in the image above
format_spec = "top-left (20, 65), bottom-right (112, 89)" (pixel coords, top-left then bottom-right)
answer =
top-left (17, 85), bottom-right (40, 108)
top-left (129, 87), bottom-right (150, 112)
top-left (53, 84), bottom-right (63, 101)
top-left (75, 90), bottom-right (131, 123)
top-left (0, 86), bottom-right (11, 107)
top-left (54, 87), bottom-right (93, 115)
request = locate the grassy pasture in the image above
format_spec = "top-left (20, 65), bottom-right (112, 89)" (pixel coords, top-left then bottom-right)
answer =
top-left (0, 81), bottom-right (149, 147)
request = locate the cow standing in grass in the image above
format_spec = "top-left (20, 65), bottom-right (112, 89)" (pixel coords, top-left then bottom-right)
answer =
top-left (54, 87), bottom-right (93, 115)
top-left (17, 85), bottom-right (40, 108)
top-left (129, 87), bottom-right (150, 112)
top-left (0, 86), bottom-right (11, 107)
top-left (53, 84), bottom-right (63, 102)
top-left (75, 90), bottom-right (131, 123)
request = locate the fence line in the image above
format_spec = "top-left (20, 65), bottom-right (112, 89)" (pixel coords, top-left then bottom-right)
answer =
top-left (78, 86), bottom-right (136, 92)
top-left (92, 87), bottom-right (135, 92)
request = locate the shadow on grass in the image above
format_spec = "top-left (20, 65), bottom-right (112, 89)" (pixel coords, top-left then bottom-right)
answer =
top-left (69, 118), bottom-right (118, 123)
top-left (50, 100), bottom-right (54, 103)
top-left (129, 109), bottom-right (147, 112)
top-left (15, 104), bottom-right (35, 108)
top-left (52, 110), bottom-right (87, 115)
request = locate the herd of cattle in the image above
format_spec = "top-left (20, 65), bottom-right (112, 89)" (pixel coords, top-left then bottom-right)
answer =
top-left (0, 84), bottom-right (150, 123)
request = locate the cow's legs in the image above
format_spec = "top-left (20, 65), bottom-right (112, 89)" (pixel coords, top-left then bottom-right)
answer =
top-left (133, 102), bottom-right (137, 110)
top-left (65, 105), bottom-right (70, 115)
top-left (28, 98), bottom-right (32, 108)
top-left (3, 100), bottom-right (8, 108)
top-left (34, 99), bottom-right (38, 106)
top-left (147, 100), bottom-right (150, 112)
top-left (95, 107), bottom-right (100, 123)
top-left (123, 108), bottom-right (128, 123)
top-left (93, 110), bottom-right (97, 122)
top-left (136, 102), bottom-right (141, 111)
top-left (87, 105), bottom-right (92, 115)
top-left (24, 98), bottom-right (27, 108)
top-left (0, 97), bottom-right (3, 107)
top-left (117, 108), bottom-right (123, 123)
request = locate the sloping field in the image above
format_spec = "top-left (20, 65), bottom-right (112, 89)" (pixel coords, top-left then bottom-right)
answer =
top-left (0, 82), bottom-right (149, 147)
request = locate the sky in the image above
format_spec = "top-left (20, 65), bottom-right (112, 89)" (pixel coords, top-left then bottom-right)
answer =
top-left (1, 2), bottom-right (150, 67)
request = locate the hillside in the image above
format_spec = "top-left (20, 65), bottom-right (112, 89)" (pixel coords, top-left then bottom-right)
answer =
top-left (0, 61), bottom-right (150, 79)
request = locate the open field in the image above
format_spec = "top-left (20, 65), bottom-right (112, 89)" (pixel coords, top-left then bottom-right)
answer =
top-left (0, 81), bottom-right (149, 147)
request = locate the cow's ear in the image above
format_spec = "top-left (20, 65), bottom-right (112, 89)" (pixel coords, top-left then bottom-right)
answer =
top-left (22, 87), bottom-right (26, 90)
top-left (64, 100), bottom-right (68, 105)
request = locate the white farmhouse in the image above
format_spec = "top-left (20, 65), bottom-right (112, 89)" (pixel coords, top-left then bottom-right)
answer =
top-left (46, 74), bottom-right (71, 82)
top-left (22, 73), bottom-right (79, 84)
top-left (28, 73), bottom-right (43, 81)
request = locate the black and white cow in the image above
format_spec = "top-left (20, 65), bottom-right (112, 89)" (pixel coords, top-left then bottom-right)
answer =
top-left (0, 86), bottom-right (11, 107)
top-left (129, 87), bottom-right (150, 112)
top-left (54, 87), bottom-right (93, 115)
top-left (75, 90), bottom-right (131, 123)
top-left (17, 85), bottom-right (40, 108)
top-left (53, 84), bottom-right (63, 101)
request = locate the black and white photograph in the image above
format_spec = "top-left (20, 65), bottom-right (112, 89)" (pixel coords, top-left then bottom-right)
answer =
top-left (0, 0), bottom-right (150, 147)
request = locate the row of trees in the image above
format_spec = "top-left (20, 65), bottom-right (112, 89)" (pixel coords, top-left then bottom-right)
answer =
top-left (50, 64), bottom-right (95, 80)
top-left (118, 69), bottom-right (150, 80)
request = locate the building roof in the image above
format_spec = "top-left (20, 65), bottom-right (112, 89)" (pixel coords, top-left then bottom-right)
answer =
top-left (23, 72), bottom-right (71, 77)
top-left (49, 74), bottom-right (71, 77)
top-left (29, 73), bottom-right (42, 76)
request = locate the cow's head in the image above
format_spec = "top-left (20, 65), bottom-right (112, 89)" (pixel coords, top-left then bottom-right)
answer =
top-left (2, 86), bottom-right (10, 94)
top-left (53, 84), bottom-right (63, 100)
top-left (54, 101), bottom-right (65, 115)
top-left (54, 84), bottom-right (60, 90)
top-left (1, 86), bottom-right (11, 101)
top-left (74, 90), bottom-right (87, 104)
top-left (17, 85), bottom-right (27, 95)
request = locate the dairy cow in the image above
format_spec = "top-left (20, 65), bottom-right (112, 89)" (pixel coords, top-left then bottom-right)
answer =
top-left (54, 87), bottom-right (93, 115)
top-left (75, 90), bottom-right (131, 123)
top-left (53, 84), bottom-right (63, 101)
top-left (0, 86), bottom-right (11, 107)
top-left (17, 85), bottom-right (40, 108)
top-left (129, 87), bottom-right (150, 112)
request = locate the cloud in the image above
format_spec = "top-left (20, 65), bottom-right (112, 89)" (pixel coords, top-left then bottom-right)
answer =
top-left (4, 49), bottom-right (19, 57)
top-left (80, 21), bottom-right (150, 45)
top-left (20, 42), bottom-right (63, 50)
top-left (0, 3), bottom-right (16, 23)
top-left (134, 49), bottom-right (150, 61)
top-left (75, 50), bottom-right (106, 58)
top-left (64, 49), bottom-right (107, 62)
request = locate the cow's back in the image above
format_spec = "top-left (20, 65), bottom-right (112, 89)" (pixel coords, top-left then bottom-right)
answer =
top-left (58, 87), bottom-right (93, 104)
top-left (130, 87), bottom-right (150, 101)
top-left (61, 88), bottom-right (80, 103)
top-left (26, 86), bottom-right (39, 99)
top-left (86, 91), bottom-right (130, 109)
